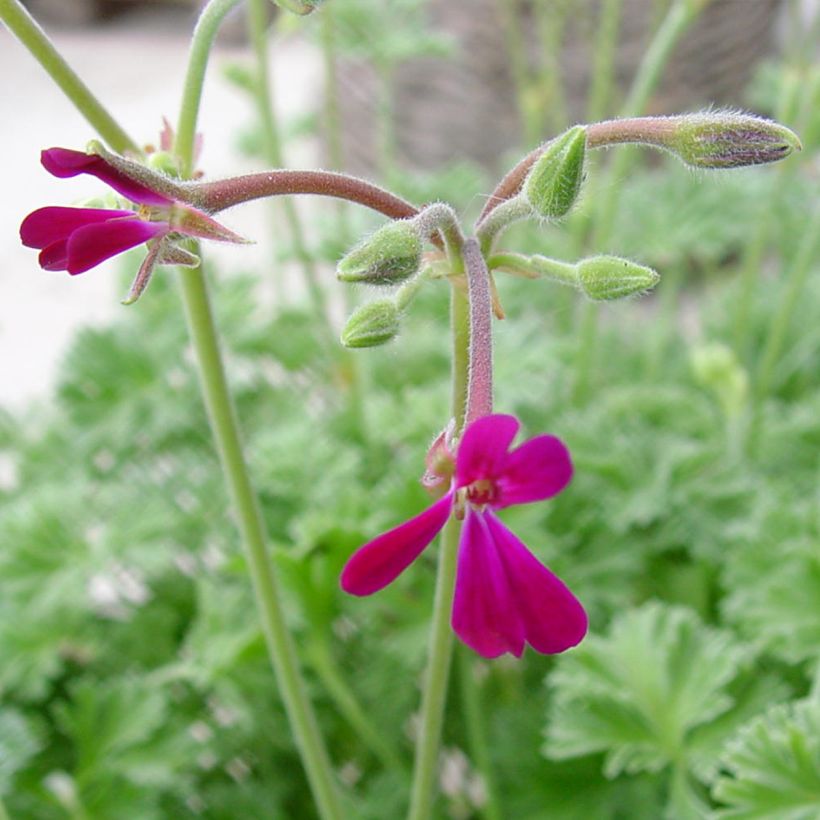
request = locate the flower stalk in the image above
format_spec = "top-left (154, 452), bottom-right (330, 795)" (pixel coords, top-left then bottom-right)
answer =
top-left (0, 0), bottom-right (139, 155)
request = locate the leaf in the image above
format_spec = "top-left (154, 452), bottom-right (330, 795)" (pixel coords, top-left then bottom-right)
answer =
top-left (0, 709), bottom-right (42, 791)
top-left (544, 603), bottom-right (753, 785)
top-left (712, 696), bottom-right (820, 819)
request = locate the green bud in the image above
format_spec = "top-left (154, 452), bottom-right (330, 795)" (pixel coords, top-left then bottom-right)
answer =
top-left (146, 150), bottom-right (181, 177)
top-left (523, 125), bottom-right (586, 219)
top-left (670, 111), bottom-right (801, 169)
top-left (690, 342), bottom-right (748, 416)
top-left (337, 221), bottom-right (422, 285)
top-left (576, 256), bottom-right (659, 301)
top-left (340, 299), bottom-right (400, 348)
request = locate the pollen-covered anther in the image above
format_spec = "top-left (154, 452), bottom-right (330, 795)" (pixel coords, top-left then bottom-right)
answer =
top-left (465, 479), bottom-right (498, 507)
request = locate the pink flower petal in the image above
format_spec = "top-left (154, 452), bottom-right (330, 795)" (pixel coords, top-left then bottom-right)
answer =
top-left (41, 148), bottom-right (172, 207)
top-left (64, 218), bottom-right (168, 275)
top-left (455, 414), bottom-right (519, 489)
top-left (38, 240), bottom-right (69, 271)
top-left (341, 492), bottom-right (453, 596)
top-left (452, 509), bottom-right (525, 658)
top-left (20, 206), bottom-right (135, 249)
top-left (495, 434), bottom-right (573, 508)
top-left (485, 512), bottom-right (587, 654)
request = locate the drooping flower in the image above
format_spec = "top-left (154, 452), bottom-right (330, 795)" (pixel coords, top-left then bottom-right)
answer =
top-left (341, 414), bottom-right (587, 658)
top-left (20, 147), bottom-right (246, 302)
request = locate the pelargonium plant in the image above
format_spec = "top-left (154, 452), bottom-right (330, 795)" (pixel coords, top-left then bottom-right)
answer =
top-left (2, 0), bottom-right (801, 817)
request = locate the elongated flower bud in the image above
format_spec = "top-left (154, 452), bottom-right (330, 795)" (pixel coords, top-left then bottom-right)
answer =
top-left (577, 256), bottom-right (659, 301)
top-left (337, 220), bottom-right (422, 285)
top-left (669, 112), bottom-right (801, 169)
top-left (523, 126), bottom-right (586, 219)
top-left (341, 299), bottom-right (400, 348)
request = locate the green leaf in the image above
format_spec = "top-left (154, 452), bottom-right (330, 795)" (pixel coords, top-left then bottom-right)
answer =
top-left (0, 709), bottom-right (42, 791)
top-left (713, 696), bottom-right (820, 819)
top-left (545, 603), bottom-right (753, 785)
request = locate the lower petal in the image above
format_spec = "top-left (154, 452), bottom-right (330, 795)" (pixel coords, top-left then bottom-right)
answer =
top-left (65, 219), bottom-right (168, 274)
top-left (20, 206), bottom-right (135, 249)
top-left (39, 240), bottom-right (69, 272)
top-left (485, 512), bottom-right (587, 654)
top-left (452, 509), bottom-right (525, 658)
top-left (341, 492), bottom-right (453, 596)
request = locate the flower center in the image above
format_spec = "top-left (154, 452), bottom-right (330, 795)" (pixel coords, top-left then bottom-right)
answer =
top-left (465, 478), bottom-right (498, 507)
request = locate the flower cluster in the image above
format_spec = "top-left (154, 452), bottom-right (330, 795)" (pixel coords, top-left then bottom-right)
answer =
top-left (342, 414), bottom-right (587, 658)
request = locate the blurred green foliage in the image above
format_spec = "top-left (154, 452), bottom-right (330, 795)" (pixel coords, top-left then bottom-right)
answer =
top-left (2, 0), bottom-right (820, 817)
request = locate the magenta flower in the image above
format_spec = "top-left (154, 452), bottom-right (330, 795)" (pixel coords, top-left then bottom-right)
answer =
top-left (20, 147), bottom-right (245, 301)
top-left (342, 414), bottom-right (587, 658)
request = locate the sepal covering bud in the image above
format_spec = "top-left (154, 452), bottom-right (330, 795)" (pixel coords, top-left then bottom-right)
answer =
top-left (523, 126), bottom-right (586, 219)
top-left (670, 112), bottom-right (801, 169)
top-left (337, 220), bottom-right (422, 285)
top-left (576, 256), bottom-right (659, 301)
top-left (340, 299), bottom-right (400, 348)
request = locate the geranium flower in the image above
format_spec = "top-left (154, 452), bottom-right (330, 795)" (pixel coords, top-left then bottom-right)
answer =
top-left (341, 414), bottom-right (587, 658)
top-left (20, 147), bottom-right (246, 301)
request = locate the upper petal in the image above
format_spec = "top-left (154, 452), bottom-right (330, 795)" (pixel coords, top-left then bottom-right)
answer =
top-left (485, 512), bottom-right (587, 654)
top-left (451, 509), bottom-right (525, 658)
top-left (340, 492), bottom-right (453, 596)
top-left (455, 414), bottom-right (519, 488)
top-left (20, 206), bottom-right (135, 249)
top-left (41, 148), bottom-right (172, 207)
top-left (65, 218), bottom-right (167, 274)
top-left (495, 434), bottom-right (573, 508)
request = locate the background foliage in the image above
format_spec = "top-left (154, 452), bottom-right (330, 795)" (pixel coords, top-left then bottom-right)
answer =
top-left (1, 0), bottom-right (819, 818)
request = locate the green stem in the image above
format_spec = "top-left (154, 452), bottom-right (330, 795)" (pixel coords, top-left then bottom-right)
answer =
top-left (748, 207), bottom-right (820, 452)
top-left (574, 0), bottom-right (705, 404)
top-left (178, 267), bottom-right (343, 820)
top-left (407, 260), bottom-right (470, 820)
top-left (498, 0), bottom-right (539, 146)
top-left (174, 5), bottom-right (342, 818)
top-left (0, 0), bottom-right (139, 154)
top-left (533, 0), bottom-right (569, 133)
top-left (248, 0), bottom-right (328, 319)
top-left (306, 638), bottom-right (404, 772)
top-left (407, 516), bottom-right (461, 820)
top-left (0, 795), bottom-right (10, 820)
top-left (458, 647), bottom-right (503, 820)
top-left (586, 0), bottom-right (624, 122)
top-left (175, 0), bottom-right (244, 177)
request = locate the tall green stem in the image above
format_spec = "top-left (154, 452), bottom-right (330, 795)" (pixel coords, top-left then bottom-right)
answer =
top-left (586, 0), bottom-right (623, 122)
top-left (458, 647), bottom-right (502, 820)
top-left (248, 0), bottom-right (328, 319)
top-left (407, 260), bottom-right (470, 820)
top-left (748, 207), bottom-right (820, 453)
top-left (574, 0), bottom-right (706, 404)
top-left (174, 4), bottom-right (342, 818)
top-left (498, 0), bottom-right (539, 146)
top-left (0, 0), bottom-right (139, 154)
top-left (0, 794), bottom-right (11, 820)
top-left (175, 0), bottom-right (243, 177)
top-left (533, 0), bottom-right (569, 133)
top-left (177, 267), bottom-right (343, 820)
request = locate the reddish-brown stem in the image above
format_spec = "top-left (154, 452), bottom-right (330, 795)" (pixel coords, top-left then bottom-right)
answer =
top-left (476, 116), bottom-right (681, 226)
top-left (462, 238), bottom-right (493, 425)
top-left (189, 169), bottom-right (421, 222)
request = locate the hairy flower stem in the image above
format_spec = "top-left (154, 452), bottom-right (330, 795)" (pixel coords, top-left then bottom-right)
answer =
top-left (458, 647), bottom-right (503, 820)
top-left (0, 0), bottom-right (139, 155)
top-left (248, 0), bottom-right (328, 319)
top-left (174, 4), bottom-right (343, 818)
top-left (174, 0), bottom-right (244, 177)
top-left (409, 237), bottom-right (495, 818)
top-left (408, 245), bottom-right (469, 820)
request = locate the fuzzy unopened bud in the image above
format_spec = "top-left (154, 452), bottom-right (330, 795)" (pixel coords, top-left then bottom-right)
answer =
top-left (691, 342), bottom-right (748, 416)
top-left (337, 221), bottom-right (422, 285)
top-left (670, 112), bottom-right (801, 169)
top-left (577, 256), bottom-right (659, 301)
top-left (340, 299), bottom-right (400, 348)
top-left (523, 126), bottom-right (586, 219)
